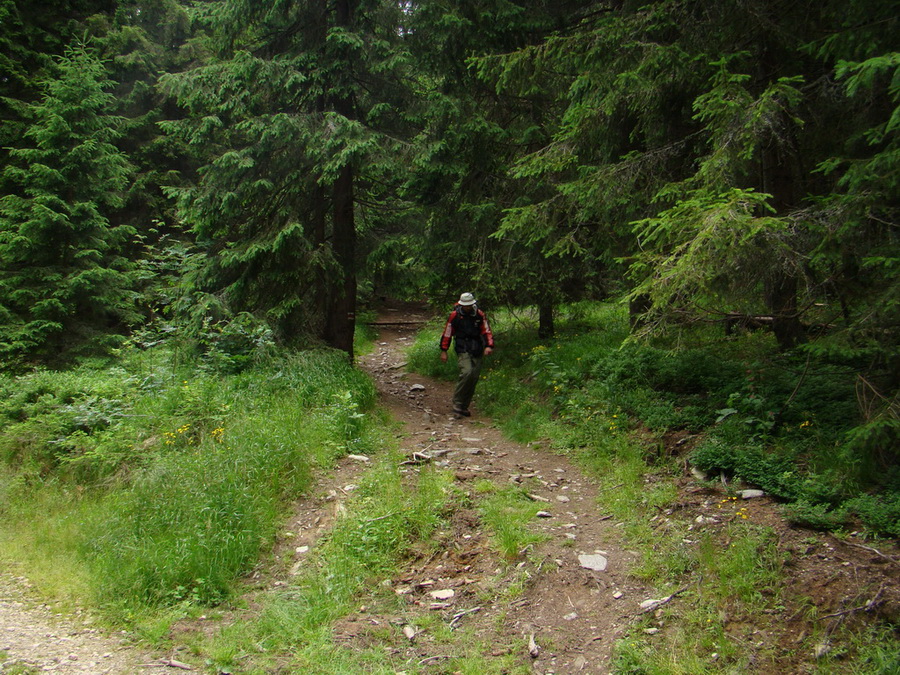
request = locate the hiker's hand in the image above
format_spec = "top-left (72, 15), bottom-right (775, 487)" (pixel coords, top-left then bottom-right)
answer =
top-left (484, 347), bottom-right (493, 356)
top-left (440, 351), bottom-right (448, 362)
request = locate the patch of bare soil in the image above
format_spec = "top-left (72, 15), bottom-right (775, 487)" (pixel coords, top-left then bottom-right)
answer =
top-left (0, 573), bottom-right (164, 674)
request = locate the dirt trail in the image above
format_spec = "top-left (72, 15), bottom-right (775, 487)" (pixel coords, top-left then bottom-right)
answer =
top-left (0, 573), bottom-right (163, 673)
top-left (1, 306), bottom-right (639, 675)
top-left (345, 304), bottom-right (651, 673)
top-left (348, 304), bottom-right (900, 673)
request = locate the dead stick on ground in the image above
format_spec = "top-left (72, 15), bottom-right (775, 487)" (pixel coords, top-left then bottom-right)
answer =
top-left (639, 587), bottom-right (689, 614)
top-left (449, 606), bottom-right (482, 628)
top-left (139, 660), bottom-right (192, 670)
top-left (820, 585), bottom-right (885, 620)
top-left (836, 539), bottom-right (900, 569)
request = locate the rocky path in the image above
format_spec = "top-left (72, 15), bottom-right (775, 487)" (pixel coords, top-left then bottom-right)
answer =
top-left (346, 305), bottom-right (651, 673)
top-left (0, 573), bottom-right (163, 674)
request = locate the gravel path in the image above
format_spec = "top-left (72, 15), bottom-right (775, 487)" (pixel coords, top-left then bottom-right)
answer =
top-left (0, 573), bottom-right (158, 674)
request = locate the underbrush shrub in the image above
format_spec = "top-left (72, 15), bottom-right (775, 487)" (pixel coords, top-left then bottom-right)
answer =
top-left (843, 493), bottom-right (900, 538)
top-left (0, 369), bottom-right (136, 477)
top-left (782, 499), bottom-right (850, 531)
top-left (689, 437), bottom-right (801, 499)
top-left (842, 418), bottom-right (900, 487)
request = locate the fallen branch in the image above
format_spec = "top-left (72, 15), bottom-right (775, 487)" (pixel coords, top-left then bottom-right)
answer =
top-left (837, 539), bottom-right (900, 569)
top-left (139, 659), bottom-right (193, 670)
top-left (820, 585), bottom-right (885, 620)
top-left (400, 452), bottom-right (433, 466)
top-left (639, 587), bottom-right (689, 614)
top-left (449, 606), bottom-right (482, 628)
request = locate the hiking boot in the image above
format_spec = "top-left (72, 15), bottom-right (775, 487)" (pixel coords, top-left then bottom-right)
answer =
top-left (453, 408), bottom-right (471, 417)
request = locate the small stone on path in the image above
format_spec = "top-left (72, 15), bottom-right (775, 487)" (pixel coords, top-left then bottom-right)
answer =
top-left (429, 589), bottom-right (455, 600)
top-left (578, 554), bottom-right (608, 571)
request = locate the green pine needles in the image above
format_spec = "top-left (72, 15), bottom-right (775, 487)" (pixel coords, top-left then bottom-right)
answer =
top-left (0, 40), bottom-right (136, 365)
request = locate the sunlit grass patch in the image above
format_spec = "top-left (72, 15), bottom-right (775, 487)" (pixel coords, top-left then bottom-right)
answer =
top-left (0, 479), bottom-right (96, 610)
top-left (0, 347), bottom-right (380, 620)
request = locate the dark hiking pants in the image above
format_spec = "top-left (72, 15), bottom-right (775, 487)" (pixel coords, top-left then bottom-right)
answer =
top-left (453, 352), bottom-right (483, 411)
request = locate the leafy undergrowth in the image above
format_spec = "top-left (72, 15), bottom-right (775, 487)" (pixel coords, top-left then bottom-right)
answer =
top-left (0, 344), bottom-right (377, 616)
top-left (0, 301), bottom-right (897, 674)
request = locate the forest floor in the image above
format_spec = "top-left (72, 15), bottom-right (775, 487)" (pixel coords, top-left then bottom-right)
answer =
top-left (344, 303), bottom-right (900, 673)
top-left (1, 302), bottom-right (898, 674)
top-left (342, 303), bottom-right (651, 673)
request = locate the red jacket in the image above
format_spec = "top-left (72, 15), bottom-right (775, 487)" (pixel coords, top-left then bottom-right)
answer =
top-left (440, 305), bottom-right (494, 355)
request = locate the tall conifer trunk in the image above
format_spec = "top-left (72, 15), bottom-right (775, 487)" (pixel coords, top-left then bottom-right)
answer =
top-left (761, 136), bottom-right (806, 351)
top-left (759, 39), bottom-right (806, 352)
top-left (329, 163), bottom-right (356, 358)
top-left (326, 0), bottom-right (357, 360)
top-left (538, 300), bottom-right (554, 338)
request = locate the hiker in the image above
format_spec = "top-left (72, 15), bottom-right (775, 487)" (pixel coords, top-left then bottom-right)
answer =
top-left (439, 292), bottom-right (494, 417)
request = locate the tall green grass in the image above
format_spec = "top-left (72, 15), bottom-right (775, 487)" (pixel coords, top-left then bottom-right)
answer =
top-left (0, 346), bottom-right (378, 615)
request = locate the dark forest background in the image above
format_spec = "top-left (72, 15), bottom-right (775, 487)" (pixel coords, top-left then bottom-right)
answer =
top-left (1, 0), bottom-right (898, 527)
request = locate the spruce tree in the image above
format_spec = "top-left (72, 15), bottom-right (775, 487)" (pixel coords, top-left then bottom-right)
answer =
top-left (402, 0), bottom-right (595, 325)
top-left (0, 40), bottom-right (136, 364)
top-left (159, 0), bottom-right (413, 357)
top-left (474, 0), bottom-right (897, 353)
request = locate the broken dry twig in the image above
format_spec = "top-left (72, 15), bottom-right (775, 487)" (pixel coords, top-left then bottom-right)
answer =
top-left (449, 606), bottom-right (482, 628)
top-left (639, 587), bottom-right (689, 614)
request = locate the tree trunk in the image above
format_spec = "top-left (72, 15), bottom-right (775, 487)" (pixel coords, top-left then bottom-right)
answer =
top-left (328, 162), bottom-right (356, 359)
top-left (538, 301), bottom-right (554, 339)
top-left (309, 182), bottom-right (329, 344)
top-left (629, 293), bottom-right (652, 331)
top-left (326, 0), bottom-right (356, 360)
top-left (766, 271), bottom-right (805, 351)
top-left (758, 44), bottom-right (805, 352)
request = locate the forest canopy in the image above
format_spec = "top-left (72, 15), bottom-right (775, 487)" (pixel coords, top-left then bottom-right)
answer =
top-left (0, 1), bottom-right (897, 472)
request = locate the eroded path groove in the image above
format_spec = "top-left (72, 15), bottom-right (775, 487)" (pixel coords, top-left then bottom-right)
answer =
top-left (351, 307), bottom-right (649, 673)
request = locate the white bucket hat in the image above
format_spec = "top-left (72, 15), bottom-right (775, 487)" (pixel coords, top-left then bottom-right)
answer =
top-left (458, 292), bottom-right (476, 306)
